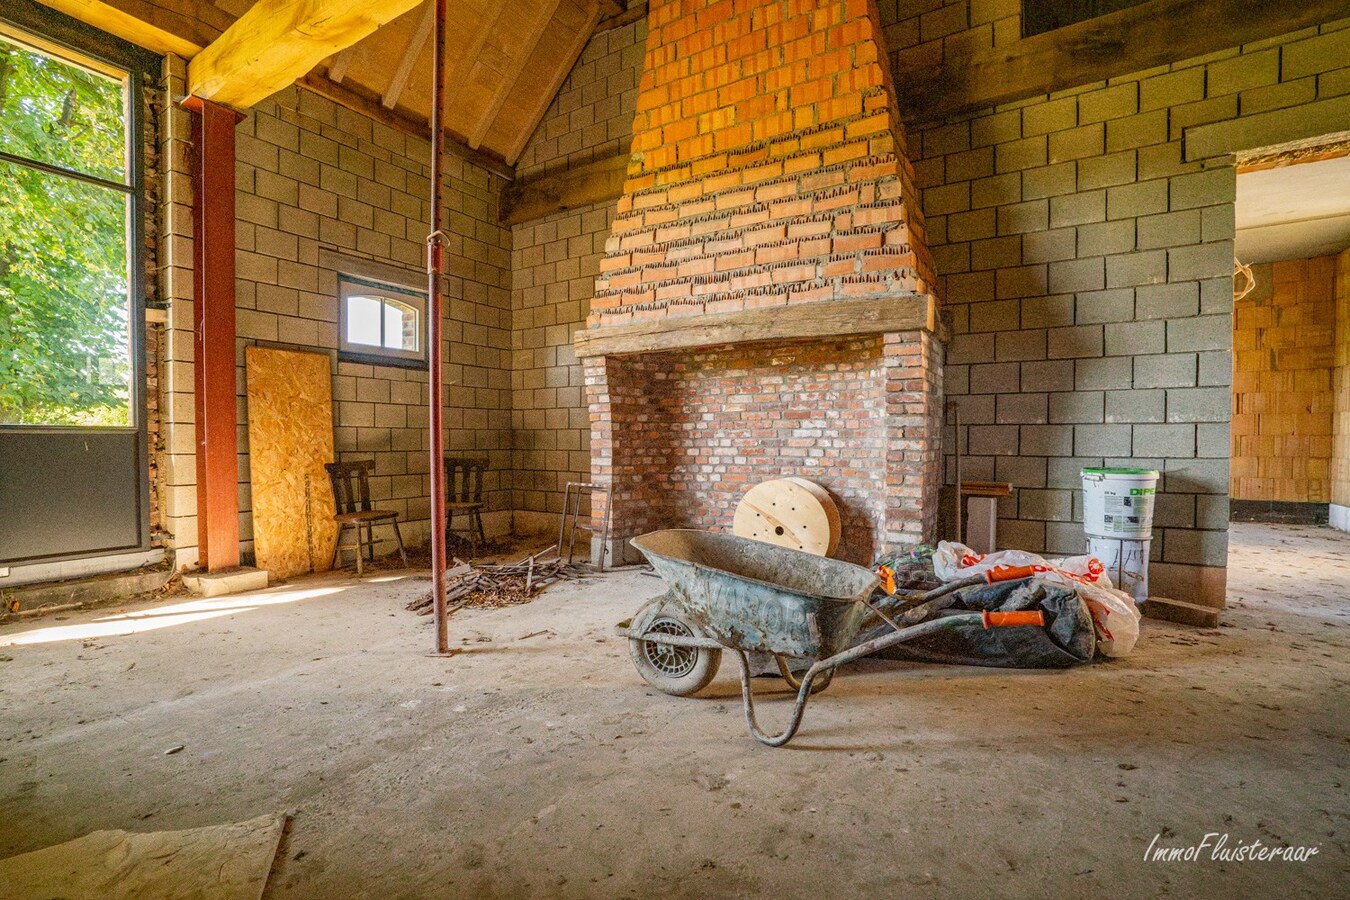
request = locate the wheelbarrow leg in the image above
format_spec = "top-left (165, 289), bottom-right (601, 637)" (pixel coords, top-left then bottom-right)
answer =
top-left (733, 650), bottom-right (827, 748)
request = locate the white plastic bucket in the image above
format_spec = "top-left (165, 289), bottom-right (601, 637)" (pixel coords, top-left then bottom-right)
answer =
top-left (1081, 467), bottom-right (1159, 539)
top-left (1089, 537), bottom-right (1150, 604)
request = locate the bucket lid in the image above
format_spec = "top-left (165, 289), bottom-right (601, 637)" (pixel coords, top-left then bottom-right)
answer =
top-left (1081, 467), bottom-right (1159, 476)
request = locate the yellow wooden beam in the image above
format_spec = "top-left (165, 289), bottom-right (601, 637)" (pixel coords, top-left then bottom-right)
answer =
top-left (187, 0), bottom-right (423, 108)
top-left (35, 0), bottom-right (231, 58)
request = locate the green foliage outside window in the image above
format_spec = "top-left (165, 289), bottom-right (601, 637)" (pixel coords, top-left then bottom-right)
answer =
top-left (0, 35), bottom-right (132, 426)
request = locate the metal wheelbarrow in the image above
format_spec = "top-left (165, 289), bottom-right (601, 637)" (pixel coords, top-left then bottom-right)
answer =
top-left (614, 530), bottom-right (1042, 747)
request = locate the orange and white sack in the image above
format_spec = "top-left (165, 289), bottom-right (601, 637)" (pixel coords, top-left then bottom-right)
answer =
top-left (933, 541), bottom-right (1141, 657)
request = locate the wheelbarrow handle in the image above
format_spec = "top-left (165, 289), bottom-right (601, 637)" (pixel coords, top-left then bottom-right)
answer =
top-left (984, 564), bottom-right (1039, 583)
top-left (982, 609), bottom-right (1046, 628)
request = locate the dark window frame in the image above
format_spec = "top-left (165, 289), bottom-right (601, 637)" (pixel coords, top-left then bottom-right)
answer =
top-left (337, 273), bottom-right (429, 371)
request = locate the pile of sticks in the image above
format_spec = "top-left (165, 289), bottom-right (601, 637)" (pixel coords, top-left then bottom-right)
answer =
top-left (405, 546), bottom-right (589, 617)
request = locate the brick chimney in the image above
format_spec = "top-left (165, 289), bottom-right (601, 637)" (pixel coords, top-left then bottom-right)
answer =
top-left (578, 0), bottom-right (943, 564)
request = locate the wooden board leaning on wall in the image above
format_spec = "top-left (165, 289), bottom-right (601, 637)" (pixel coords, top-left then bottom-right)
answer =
top-left (245, 347), bottom-right (339, 579)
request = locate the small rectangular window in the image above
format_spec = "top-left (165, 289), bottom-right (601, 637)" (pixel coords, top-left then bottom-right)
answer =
top-left (0, 30), bottom-right (135, 427)
top-left (337, 274), bottom-right (427, 369)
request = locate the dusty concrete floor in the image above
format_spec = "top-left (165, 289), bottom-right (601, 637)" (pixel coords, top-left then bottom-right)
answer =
top-left (1, 523), bottom-right (1346, 898)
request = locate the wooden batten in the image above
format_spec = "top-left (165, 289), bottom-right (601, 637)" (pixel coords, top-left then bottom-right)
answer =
top-left (573, 295), bottom-right (936, 358)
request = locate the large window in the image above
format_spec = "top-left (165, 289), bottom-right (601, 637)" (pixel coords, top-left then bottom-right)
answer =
top-left (338, 274), bottom-right (427, 369)
top-left (0, 28), bottom-right (136, 426)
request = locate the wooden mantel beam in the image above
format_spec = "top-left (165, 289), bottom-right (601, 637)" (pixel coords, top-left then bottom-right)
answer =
top-left (187, 0), bottom-right (424, 108)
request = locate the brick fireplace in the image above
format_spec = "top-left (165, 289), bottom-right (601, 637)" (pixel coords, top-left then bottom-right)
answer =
top-left (576, 0), bottom-right (943, 564)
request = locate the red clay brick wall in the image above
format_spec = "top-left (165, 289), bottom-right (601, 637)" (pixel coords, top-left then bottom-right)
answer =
top-left (593, 337), bottom-right (889, 563)
top-left (592, 0), bottom-right (937, 328)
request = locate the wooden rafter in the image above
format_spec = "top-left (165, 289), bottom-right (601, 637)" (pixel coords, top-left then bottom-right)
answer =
top-left (506, 0), bottom-right (601, 165)
top-left (441, 3), bottom-right (503, 114)
top-left (327, 46), bottom-right (354, 83)
top-left (382, 1), bottom-right (434, 110)
top-left (466, 0), bottom-right (563, 149)
top-left (187, 0), bottom-right (424, 107)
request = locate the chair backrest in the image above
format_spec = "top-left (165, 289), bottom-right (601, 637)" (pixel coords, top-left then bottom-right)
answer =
top-left (443, 457), bottom-right (489, 504)
top-left (324, 459), bottom-right (376, 514)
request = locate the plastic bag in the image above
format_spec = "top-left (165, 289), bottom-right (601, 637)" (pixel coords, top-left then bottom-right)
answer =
top-left (932, 541), bottom-right (1141, 657)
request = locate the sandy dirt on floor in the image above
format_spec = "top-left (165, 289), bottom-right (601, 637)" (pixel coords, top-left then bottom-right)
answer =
top-left (0, 523), bottom-right (1346, 898)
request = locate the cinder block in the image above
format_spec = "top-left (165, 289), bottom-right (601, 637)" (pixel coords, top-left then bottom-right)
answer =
top-left (1136, 282), bottom-right (1199, 319)
top-left (1050, 390), bottom-right (1105, 424)
top-left (997, 392), bottom-right (1049, 424)
top-left (1022, 227), bottom-right (1076, 263)
top-left (972, 172), bottom-right (1022, 209)
top-left (1048, 324), bottom-right (1103, 359)
top-left (1075, 287), bottom-right (1135, 324)
top-left (995, 330), bottom-right (1048, 361)
top-left (1196, 350), bottom-right (1233, 387)
top-left (1021, 162), bottom-right (1077, 200)
top-left (1023, 96), bottom-right (1079, 136)
top-left (1019, 424), bottom-right (1074, 456)
top-left (1105, 319), bottom-right (1165, 357)
top-left (1049, 190), bottom-right (1106, 228)
top-left (1077, 219), bottom-right (1137, 258)
top-left (1106, 178), bottom-right (1169, 220)
top-left (1075, 356), bottom-right (1132, 390)
top-left (1167, 314), bottom-right (1231, 354)
top-left (1106, 110), bottom-right (1168, 152)
top-left (1168, 241), bottom-right (1232, 283)
top-left (1139, 68), bottom-right (1205, 112)
top-left (1133, 352), bottom-right (1197, 389)
top-left (1137, 209), bottom-right (1201, 249)
top-left (1165, 386), bottom-right (1231, 423)
top-left (1196, 422), bottom-right (1231, 458)
top-left (1079, 83), bottom-right (1138, 124)
top-left (1169, 168), bottom-right (1236, 211)
top-left (1074, 423), bottom-right (1132, 456)
top-left (1106, 249), bottom-right (1167, 289)
top-left (1207, 48), bottom-right (1280, 96)
top-left (1049, 257), bottom-right (1106, 294)
top-left (1106, 387), bottom-right (1165, 423)
top-left (998, 198), bottom-right (1049, 234)
top-left (1048, 123), bottom-right (1104, 163)
top-left (1077, 150), bottom-right (1137, 191)
top-left (1020, 359), bottom-right (1075, 393)
top-left (997, 135), bottom-right (1049, 173)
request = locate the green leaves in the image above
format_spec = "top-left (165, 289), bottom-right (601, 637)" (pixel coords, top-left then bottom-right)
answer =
top-left (0, 40), bottom-right (131, 427)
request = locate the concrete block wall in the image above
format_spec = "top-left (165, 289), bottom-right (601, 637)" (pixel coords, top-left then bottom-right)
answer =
top-left (1231, 257), bottom-right (1337, 503)
top-left (509, 19), bottom-right (644, 517)
top-left (883, 4), bottom-right (1350, 606)
top-left (228, 87), bottom-right (513, 558)
top-left (513, 18), bottom-right (646, 178)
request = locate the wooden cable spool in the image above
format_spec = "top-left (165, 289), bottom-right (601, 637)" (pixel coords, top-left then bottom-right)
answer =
top-left (732, 477), bottom-right (841, 556)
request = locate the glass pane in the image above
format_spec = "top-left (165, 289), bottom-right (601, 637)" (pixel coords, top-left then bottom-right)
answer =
top-left (382, 298), bottom-right (418, 351)
top-left (0, 35), bottom-right (127, 183)
top-left (0, 158), bottom-right (131, 426)
top-left (345, 295), bottom-right (382, 347)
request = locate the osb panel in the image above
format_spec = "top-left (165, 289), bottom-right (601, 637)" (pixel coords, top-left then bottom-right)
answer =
top-left (1230, 257), bottom-right (1337, 502)
top-left (245, 347), bottom-right (338, 578)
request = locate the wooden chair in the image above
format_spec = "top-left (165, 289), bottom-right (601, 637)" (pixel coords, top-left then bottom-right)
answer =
top-left (444, 457), bottom-right (488, 552)
top-left (324, 459), bottom-right (408, 575)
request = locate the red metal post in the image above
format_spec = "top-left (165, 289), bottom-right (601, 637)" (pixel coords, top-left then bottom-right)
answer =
top-left (184, 97), bottom-right (244, 573)
top-left (427, 0), bottom-right (450, 653)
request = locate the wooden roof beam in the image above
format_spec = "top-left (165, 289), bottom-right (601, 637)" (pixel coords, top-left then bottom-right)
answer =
top-left (187, 0), bottom-right (424, 108)
top-left (33, 0), bottom-right (233, 58)
top-left (381, 1), bottom-right (433, 110)
top-left (466, 0), bottom-right (563, 149)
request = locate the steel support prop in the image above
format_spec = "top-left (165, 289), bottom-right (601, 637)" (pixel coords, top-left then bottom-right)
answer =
top-left (427, 0), bottom-right (450, 654)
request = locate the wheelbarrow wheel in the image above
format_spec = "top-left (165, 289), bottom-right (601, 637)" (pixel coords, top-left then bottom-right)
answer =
top-left (775, 655), bottom-right (834, 695)
top-left (629, 611), bottom-right (722, 697)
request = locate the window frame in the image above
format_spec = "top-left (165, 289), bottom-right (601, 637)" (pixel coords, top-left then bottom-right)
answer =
top-left (0, 1), bottom-right (157, 433)
top-left (337, 273), bottom-right (429, 370)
